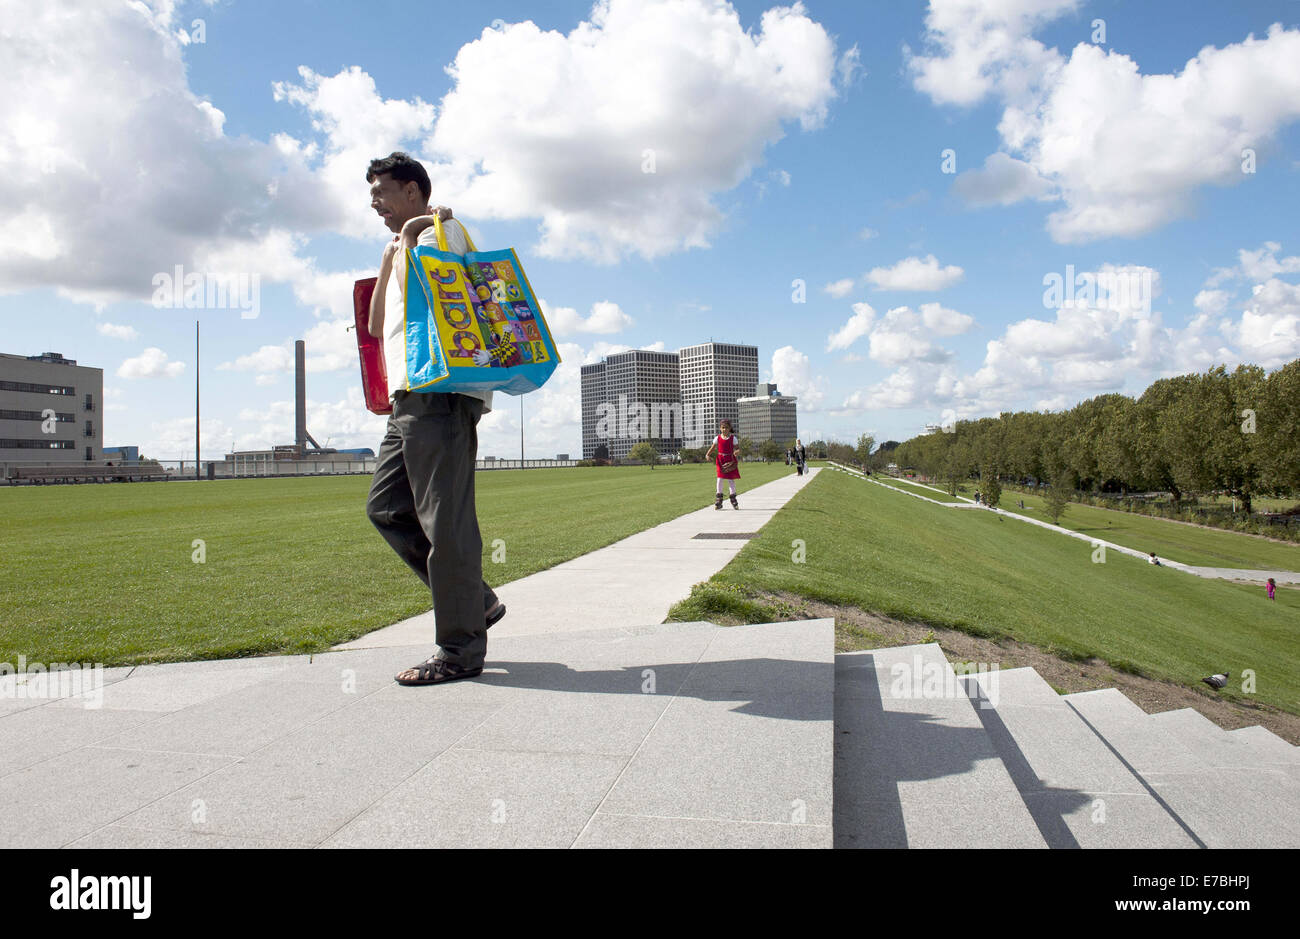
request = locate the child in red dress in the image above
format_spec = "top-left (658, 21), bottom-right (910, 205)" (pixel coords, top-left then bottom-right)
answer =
top-left (705, 419), bottom-right (741, 509)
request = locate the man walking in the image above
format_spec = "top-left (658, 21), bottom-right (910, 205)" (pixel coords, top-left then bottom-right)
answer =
top-left (363, 152), bottom-right (504, 685)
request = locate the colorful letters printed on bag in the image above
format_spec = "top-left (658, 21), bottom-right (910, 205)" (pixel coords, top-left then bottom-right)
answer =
top-left (400, 218), bottom-right (560, 395)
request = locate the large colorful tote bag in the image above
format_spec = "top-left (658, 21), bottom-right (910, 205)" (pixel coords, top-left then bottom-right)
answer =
top-left (400, 217), bottom-right (560, 395)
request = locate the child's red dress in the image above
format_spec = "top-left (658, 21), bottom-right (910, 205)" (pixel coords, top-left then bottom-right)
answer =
top-left (715, 434), bottom-right (741, 480)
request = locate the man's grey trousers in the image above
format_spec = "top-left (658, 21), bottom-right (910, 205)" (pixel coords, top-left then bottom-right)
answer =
top-left (366, 390), bottom-right (497, 669)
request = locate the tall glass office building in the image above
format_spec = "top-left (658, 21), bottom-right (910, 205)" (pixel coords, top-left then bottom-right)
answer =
top-left (678, 342), bottom-right (759, 448)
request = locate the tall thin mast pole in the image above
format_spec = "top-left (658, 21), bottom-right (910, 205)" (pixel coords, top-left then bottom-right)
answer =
top-left (195, 320), bottom-right (200, 480)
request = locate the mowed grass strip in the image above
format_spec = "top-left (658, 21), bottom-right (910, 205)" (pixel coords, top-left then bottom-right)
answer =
top-left (671, 469), bottom-right (1300, 714)
top-left (0, 463), bottom-right (791, 665)
top-left (999, 488), bottom-right (1300, 571)
top-left (870, 475), bottom-right (954, 502)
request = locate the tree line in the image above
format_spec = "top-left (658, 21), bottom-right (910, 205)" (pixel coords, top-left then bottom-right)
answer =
top-left (889, 361), bottom-right (1300, 513)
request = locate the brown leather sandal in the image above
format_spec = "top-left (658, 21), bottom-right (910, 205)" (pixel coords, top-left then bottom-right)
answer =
top-left (395, 657), bottom-right (483, 686)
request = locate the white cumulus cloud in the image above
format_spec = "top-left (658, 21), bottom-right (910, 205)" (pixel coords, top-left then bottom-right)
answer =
top-left (415, 0), bottom-right (845, 262)
top-left (1223, 278), bottom-right (1300, 368)
top-left (908, 3), bottom-right (1300, 244)
top-left (952, 152), bottom-right (1056, 206)
top-left (540, 299), bottom-right (634, 336)
top-left (769, 345), bottom-right (826, 410)
top-left (865, 255), bottom-right (965, 291)
top-left (97, 322), bottom-right (139, 341)
top-left (118, 347), bottom-right (186, 379)
top-left (826, 302), bottom-right (876, 351)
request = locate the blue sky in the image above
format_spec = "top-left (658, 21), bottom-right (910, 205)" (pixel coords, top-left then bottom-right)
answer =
top-left (2, 0), bottom-right (1298, 460)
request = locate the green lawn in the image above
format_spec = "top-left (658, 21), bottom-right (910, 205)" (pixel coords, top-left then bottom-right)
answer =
top-left (1197, 494), bottom-right (1298, 513)
top-left (999, 488), bottom-right (1300, 570)
top-left (0, 462), bottom-right (790, 665)
top-left (874, 475), bottom-right (955, 502)
top-left (670, 469), bottom-right (1300, 714)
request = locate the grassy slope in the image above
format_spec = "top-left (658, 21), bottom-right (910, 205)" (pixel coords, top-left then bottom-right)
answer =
top-left (873, 475), bottom-right (955, 502)
top-left (673, 469), bottom-right (1299, 714)
top-left (1000, 488), bottom-right (1300, 570)
top-left (0, 462), bottom-right (790, 665)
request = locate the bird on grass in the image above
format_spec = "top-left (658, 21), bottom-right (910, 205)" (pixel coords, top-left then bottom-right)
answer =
top-left (1201, 672), bottom-right (1230, 690)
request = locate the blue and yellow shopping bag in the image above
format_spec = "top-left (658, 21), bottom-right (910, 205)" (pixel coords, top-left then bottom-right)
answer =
top-left (401, 217), bottom-right (559, 395)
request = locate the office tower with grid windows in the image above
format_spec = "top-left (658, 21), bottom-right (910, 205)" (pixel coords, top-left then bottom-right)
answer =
top-left (579, 350), bottom-right (681, 461)
top-left (0, 351), bottom-right (103, 465)
top-left (737, 381), bottom-right (798, 445)
top-left (678, 342), bottom-right (759, 448)
top-left (580, 361), bottom-right (607, 460)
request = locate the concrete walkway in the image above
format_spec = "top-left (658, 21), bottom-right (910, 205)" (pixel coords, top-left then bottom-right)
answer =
top-left (0, 619), bottom-right (835, 848)
top-left (337, 468), bottom-right (820, 648)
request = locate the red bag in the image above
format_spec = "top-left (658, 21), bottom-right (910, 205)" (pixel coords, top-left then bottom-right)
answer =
top-left (353, 277), bottom-right (392, 415)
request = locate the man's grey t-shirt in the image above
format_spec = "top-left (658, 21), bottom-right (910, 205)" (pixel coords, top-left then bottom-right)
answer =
top-left (382, 218), bottom-right (493, 413)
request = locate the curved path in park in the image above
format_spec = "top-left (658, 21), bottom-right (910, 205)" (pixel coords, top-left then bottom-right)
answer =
top-left (829, 463), bottom-right (1300, 586)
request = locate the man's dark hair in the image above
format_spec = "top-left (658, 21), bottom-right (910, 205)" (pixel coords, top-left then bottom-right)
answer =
top-left (366, 152), bottom-right (431, 204)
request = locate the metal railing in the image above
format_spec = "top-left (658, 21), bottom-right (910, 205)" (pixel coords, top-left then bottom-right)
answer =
top-left (1, 458), bottom-right (377, 482)
top-left (3, 457), bottom-right (589, 482)
top-left (476, 459), bottom-right (580, 470)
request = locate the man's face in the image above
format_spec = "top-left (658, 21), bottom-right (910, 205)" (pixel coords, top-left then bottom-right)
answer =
top-left (369, 174), bottom-right (422, 233)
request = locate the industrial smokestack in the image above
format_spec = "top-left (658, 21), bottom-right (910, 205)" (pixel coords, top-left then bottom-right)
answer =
top-left (295, 340), bottom-right (321, 453)
top-left (295, 340), bottom-right (307, 452)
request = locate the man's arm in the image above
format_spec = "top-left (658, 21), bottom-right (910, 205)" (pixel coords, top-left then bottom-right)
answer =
top-left (369, 238), bottom-right (399, 339)
top-left (400, 205), bottom-right (456, 253)
top-left (400, 216), bottom-right (435, 254)
top-left (371, 207), bottom-right (453, 337)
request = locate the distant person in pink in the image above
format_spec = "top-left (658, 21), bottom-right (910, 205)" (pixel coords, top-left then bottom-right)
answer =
top-left (1267, 577), bottom-right (1276, 600)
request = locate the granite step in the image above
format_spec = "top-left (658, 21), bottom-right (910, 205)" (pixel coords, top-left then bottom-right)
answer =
top-left (1065, 689), bottom-right (1300, 848)
top-left (833, 644), bottom-right (1046, 848)
top-left (1228, 725), bottom-right (1300, 765)
top-left (1151, 708), bottom-right (1300, 782)
top-left (959, 668), bottom-right (1196, 848)
top-left (2, 619), bottom-right (835, 849)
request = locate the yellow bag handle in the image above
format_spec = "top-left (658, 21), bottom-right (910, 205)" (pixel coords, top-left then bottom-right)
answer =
top-left (432, 214), bottom-right (478, 254)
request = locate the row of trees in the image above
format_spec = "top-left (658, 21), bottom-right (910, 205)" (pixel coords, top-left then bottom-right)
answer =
top-left (891, 362), bottom-right (1300, 513)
